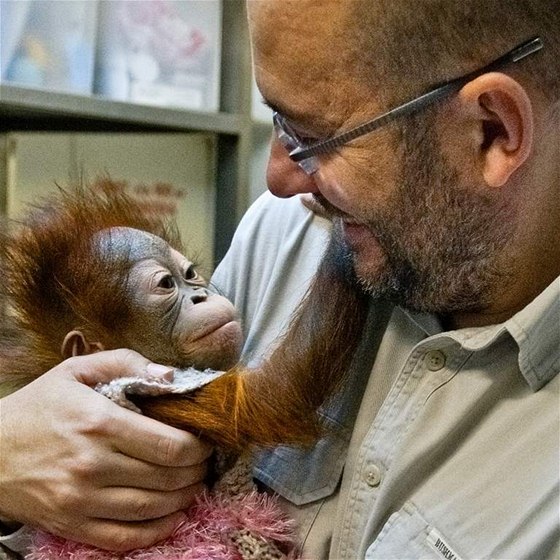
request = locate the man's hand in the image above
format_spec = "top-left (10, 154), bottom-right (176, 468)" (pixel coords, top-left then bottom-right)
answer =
top-left (0, 349), bottom-right (213, 551)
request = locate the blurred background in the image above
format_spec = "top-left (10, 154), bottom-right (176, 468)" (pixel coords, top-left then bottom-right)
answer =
top-left (0, 0), bottom-right (272, 272)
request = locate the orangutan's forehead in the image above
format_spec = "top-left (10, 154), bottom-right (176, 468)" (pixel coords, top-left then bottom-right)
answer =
top-left (94, 227), bottom-right (170, 263)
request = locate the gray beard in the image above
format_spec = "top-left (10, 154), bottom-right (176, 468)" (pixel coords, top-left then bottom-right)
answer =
top-left (333, 127), bottom-right (515, 315)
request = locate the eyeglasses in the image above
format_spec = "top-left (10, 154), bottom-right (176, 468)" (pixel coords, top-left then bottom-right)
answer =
top-left (273, 36), bottom-right (543, 175)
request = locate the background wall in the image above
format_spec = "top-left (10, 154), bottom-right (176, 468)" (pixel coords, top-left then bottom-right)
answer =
top-left (0, 0), bottom-right (273, 270)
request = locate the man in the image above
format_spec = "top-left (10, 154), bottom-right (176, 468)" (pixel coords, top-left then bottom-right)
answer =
top-left (212, 1), bottom-right (559, 558)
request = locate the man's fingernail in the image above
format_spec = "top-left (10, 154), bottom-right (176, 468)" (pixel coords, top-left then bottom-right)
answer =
top-left (146, 363), bottom-right (175, 379)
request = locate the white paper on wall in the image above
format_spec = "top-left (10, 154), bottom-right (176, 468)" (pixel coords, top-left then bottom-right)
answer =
top-left (95, 0), bottom-right (222, 112)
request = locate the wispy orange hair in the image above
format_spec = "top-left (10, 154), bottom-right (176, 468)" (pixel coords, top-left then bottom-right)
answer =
top-left (0, 180), bottom-right (182, 387)
top-left (1, 180), bottom-right (369, 452)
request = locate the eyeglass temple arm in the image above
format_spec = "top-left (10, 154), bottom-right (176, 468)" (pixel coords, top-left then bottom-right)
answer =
top-left (290, 36), bottom-right (543, 162)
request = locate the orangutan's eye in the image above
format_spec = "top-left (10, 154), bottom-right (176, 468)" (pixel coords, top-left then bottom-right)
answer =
top-left (157, 274), bottom-right (176, 290)
top-left (185, 265), bottom-right (199, 282)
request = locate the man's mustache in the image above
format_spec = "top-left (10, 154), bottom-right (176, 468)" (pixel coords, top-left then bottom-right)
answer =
top-left (300, 193), bottom-right (348, 221)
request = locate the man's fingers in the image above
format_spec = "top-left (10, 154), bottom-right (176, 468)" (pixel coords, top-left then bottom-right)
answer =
top-left (95, 455), bottom-right (209, 491)
top-left (111, 408), bottom-right (214, 467)
top-left (51, 350), bottom-right (214, 469)
top-left (86, 484), bottom-right (205, 522)
top-left (65, 512), bottom-right (188, 552)
top-left (62, 349), bottom-right (173, 386)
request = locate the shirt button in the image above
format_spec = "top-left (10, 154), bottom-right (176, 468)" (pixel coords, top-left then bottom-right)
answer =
top-left (364, 464), bottom-right (382, 487)
top-left (425, 350), bottom-right (446, 371)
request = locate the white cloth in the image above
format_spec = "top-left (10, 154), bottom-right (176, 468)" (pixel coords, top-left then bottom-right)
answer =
top-left (95, 367), bottom-right (224, 413)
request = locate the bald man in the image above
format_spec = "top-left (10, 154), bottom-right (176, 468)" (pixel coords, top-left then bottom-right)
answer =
top-left (212, 1), bottom-right (560, 558)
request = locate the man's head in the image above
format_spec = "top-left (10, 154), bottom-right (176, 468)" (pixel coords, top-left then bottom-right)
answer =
top-left (248, 0), bottom-right (560, 326)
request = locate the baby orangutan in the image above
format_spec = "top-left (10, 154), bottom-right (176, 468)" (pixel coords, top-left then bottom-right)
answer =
top-left (0, 181), bottom-right (368, 559)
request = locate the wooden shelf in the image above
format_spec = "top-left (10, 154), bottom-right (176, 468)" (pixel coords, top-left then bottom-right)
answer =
top-left (0, 84), bottom-right (244, 135)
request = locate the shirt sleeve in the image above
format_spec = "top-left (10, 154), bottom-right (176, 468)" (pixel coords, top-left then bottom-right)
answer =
top-left (211, 192), bottom-right (331, 364)
top-left (0, 525), bottom-right (34, 557)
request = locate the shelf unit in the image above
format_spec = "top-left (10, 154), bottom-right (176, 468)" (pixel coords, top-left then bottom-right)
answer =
top-left (0, 1), bottom-right (265, 262)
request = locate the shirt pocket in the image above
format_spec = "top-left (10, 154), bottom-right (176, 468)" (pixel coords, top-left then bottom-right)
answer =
top-left (365, 502), bottom-right (464, 560)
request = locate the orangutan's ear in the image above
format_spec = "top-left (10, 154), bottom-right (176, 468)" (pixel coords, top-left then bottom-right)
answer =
top-left (61, 330), bottom-right (105, 359)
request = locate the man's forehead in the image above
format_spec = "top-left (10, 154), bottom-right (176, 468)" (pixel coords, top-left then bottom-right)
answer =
top-left (249, 0), bottom-right (376, 129)
top-left (248, 0), bottom-right (346, 68)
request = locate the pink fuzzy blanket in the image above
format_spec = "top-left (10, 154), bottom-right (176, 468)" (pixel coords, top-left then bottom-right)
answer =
top-left (26, 489), bottom-right (302, 559)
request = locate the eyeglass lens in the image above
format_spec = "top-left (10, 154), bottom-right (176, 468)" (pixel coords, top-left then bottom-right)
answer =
top-left (273, 112), bottom-right (320, 175)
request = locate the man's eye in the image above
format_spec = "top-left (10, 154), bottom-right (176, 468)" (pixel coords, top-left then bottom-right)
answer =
top-left (157, 275), bottom-right (176, 289)
top-left (185, 265), bottom-right (199, 282)
top-left (283, 119), bottom-right (319, 147)
top-left (295, 132), bottom-right (318, 146)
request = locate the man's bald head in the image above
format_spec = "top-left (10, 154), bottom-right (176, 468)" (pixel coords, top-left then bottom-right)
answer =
top-left (249, 0), bottom-right (560, 110)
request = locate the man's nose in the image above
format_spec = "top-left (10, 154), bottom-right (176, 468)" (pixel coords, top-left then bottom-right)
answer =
top-left (266, 136), bottom-right (320, 198)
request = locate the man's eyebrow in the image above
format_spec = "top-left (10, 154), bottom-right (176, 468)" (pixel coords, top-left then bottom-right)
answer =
top-left (264, 99), bottom-right (294, 120)
top-left (265, 99), bottom-right (340, 139)
top-left (263, 99), bottom-right (318, 129)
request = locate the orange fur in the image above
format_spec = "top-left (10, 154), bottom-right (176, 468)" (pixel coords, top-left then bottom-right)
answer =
top-left (1, 181), bottom-right (368, 452)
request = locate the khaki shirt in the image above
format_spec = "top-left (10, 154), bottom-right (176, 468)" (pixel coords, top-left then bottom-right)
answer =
top-left (212, 192), bottom-right (560, 560)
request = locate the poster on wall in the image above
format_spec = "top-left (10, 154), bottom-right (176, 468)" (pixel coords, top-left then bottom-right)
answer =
top-left (95, 0), bottom-right (222, 112)
top-left (3, 132), bottom-right (218, 272)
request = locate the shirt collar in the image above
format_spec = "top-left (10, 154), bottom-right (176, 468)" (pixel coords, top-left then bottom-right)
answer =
top-left (402, 276), bottom-right (560, 392)
top-left (505, 276), bottom-right (560, 391)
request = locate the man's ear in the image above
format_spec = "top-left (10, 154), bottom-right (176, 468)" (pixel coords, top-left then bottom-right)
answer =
top-left (61, 330), bottom-right (105, 359)
top-left (458, 72), bottom-right (534, 187)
